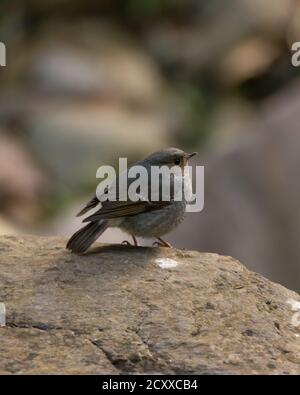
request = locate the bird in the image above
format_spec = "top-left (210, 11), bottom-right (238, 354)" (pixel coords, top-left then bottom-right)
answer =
top-left (66, 147), bottom-right (197, 254)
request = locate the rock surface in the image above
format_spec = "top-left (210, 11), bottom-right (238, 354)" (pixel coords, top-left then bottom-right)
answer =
top-left (0, 235), bottom-right (300, 375)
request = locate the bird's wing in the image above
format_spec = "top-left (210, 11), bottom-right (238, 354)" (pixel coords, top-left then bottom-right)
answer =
top-left (82, 199), bottom-right (170, 222)
top-left (77, 166), bottom-right (128, 217)
top-left (76, 195), bottom-right (100, 217)
top-left (77, 162), bottom-right (176, 220)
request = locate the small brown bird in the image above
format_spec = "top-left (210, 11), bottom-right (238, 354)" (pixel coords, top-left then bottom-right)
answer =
top-left (66, 148), bottom-right (197, 253)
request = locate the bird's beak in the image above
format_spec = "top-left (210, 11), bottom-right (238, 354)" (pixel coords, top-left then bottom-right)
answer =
top-left (182, 152), bottom-right (197, 167)
top-left (186, 152), bottom-right (197, 159)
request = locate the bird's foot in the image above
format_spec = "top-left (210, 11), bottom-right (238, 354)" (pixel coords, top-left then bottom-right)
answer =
top-left (152, 241), bottom-right (163, 247)
top-left (122, 235), bottom-right (139, 247)
top-left (153, 237), bottom-right (173, 248)
top-left (121, 240), bottom-right (132, 246)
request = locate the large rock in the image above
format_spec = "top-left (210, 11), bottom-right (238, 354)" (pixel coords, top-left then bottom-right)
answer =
top-left (0, 235), bottom-right (300, 374)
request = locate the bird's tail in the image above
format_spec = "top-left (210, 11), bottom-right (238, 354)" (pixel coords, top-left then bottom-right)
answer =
top-left (66, 220), bottom-right (108, 254)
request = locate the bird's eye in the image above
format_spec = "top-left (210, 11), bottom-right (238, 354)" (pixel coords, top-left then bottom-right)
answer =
top-left (174, 158), bottom-right (181, 165)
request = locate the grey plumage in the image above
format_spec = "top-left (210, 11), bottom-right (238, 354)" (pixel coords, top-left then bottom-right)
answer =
top-left (120, 201), bottom-right (186, 238)
top-left (66, 147), bottom-right (196, 253)
top-left (66, 220), bottom-right (108, 254)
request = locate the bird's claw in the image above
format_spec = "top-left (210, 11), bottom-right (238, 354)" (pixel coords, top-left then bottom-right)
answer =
top-left (152, 241), bottom-right (162, 247)
top-left (121, 240), bottom-right (132, 246)
top-left (153, 239), bottom-right (173, 248)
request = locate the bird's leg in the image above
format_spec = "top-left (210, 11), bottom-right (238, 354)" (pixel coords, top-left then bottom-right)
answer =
top-left (153, 237), bottom-right (173, 248)
top-left (122, 235), bottom-right (139, 247)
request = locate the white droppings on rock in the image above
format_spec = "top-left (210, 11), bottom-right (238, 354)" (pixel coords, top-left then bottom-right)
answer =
top-left (155, 258), bottom-right (179, 269)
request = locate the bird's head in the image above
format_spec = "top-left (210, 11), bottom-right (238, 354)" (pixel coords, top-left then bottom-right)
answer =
top-left (145, 147), bottom-right (197, 169)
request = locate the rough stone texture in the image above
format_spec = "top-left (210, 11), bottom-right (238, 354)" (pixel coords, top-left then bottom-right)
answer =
top-left (0, 235), bottom-right (300, 375)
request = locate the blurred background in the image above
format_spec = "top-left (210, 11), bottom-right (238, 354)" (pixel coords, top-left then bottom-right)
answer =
top-left (0, 0), bottom-right (300, 291)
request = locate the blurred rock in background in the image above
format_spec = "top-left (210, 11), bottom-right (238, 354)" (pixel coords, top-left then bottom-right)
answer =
top-left (171, 81), bottom-right (300, 292)
top-left (0, 0), bottom-right (300, 290)
top-left (0, 20), bottom-right (182, 192)
top-left (0, 131), bottom-right (47, 226)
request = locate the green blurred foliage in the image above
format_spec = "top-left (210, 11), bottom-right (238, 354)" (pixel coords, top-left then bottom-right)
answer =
top-left (175, 82), bottom-right (213, 148)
